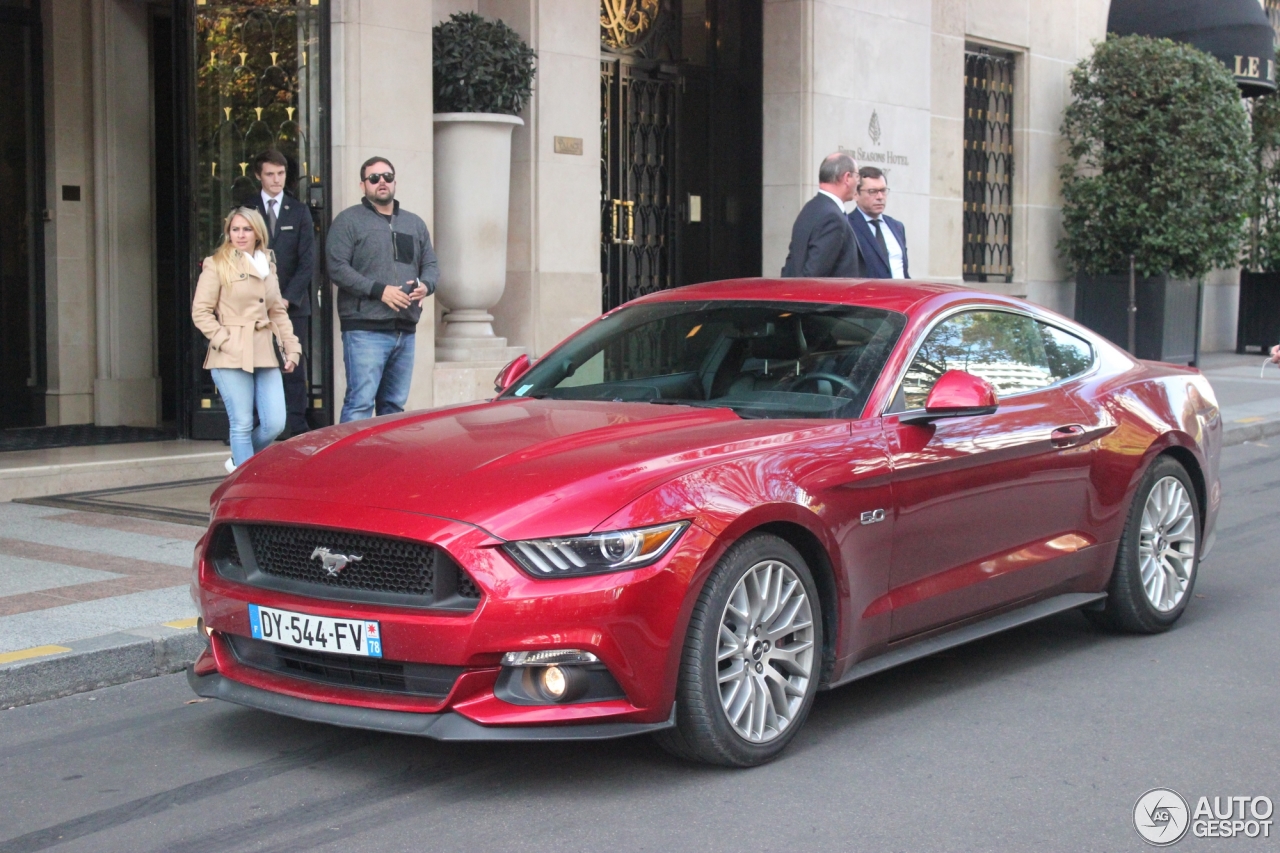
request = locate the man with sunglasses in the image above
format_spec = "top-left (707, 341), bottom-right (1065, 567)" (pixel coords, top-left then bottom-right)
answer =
top-left (328, 156), bottom-right (438, 422)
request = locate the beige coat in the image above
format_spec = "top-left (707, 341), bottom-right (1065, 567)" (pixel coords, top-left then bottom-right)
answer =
top-left (191, 251), bottom-right (302, 373)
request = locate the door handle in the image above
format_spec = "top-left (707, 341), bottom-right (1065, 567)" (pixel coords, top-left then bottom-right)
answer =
top-left (1050, 424), bottom-right (1088, 447)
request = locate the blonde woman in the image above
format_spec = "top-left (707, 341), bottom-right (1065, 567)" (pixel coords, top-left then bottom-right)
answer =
top-left (192, 207), bottom-right (302, 472)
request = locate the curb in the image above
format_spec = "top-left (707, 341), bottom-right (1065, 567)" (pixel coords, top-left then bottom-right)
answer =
top-left (1222, 417), bottom-right (1280, 447)
top-left (0, 623), bottom-right (206, 708)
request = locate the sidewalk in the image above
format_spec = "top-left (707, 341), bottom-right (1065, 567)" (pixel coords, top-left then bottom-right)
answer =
top-left (1198, 351), bottom-right (1280, 445)
top-left (3, 354), bottom-right (1280, 708)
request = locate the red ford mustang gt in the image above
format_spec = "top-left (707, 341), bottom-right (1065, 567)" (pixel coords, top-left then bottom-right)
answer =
top-left (188, 279), bottom-right (1221, 766)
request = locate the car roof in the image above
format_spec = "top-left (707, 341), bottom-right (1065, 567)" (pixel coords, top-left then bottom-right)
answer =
top-left (632, 278), bottom-right (974, 316)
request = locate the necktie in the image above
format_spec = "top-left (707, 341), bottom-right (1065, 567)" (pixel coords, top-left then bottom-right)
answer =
top-left (267, 198), bottom-right (278, 235)
top-left (870, 218), bottom-right (888, 260)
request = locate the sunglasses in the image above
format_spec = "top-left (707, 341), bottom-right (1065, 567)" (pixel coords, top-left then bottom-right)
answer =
top-left (365, 172), bottom-right (395, 184)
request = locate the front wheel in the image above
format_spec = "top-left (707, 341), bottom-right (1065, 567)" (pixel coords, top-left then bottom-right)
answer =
top-left (1089, 456), bottom-right (1200, 633)
top-left (655, 533), bottom-right (822, 766)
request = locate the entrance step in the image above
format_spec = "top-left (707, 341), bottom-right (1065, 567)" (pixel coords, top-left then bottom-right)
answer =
top-left (0, 440), bottom-right (230, 503)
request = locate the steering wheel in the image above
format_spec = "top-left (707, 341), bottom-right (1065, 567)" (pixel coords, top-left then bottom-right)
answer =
top-left (782, 371), bottom-right (860, 396)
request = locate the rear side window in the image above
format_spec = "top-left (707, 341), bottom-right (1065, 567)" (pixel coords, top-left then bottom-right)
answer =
top-left (1039, 323), bottom-right (1094, 381)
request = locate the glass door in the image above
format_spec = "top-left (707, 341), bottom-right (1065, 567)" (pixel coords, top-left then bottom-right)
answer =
top-left (186, 0), bottom-right (331, 439)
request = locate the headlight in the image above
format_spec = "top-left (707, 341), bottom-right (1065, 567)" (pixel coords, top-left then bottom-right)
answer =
top-left (503, 521), bottom-right (689, 577)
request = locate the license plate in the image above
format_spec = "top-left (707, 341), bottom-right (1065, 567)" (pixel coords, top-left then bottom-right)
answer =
top-left (248, 604), bottom-right (382, 658)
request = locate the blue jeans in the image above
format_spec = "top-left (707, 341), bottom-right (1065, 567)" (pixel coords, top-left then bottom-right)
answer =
top-left (211, 367), bottom-right (286, 466)
top-left (341, 330), bottom-right (415, 422)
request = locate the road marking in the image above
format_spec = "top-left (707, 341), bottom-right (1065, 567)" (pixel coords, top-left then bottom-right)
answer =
top-left (1234, 416), bottom-right (1267, 424)
top-left (164, 617), bottom-right (199, 629)
top-left (0, 645), bottom-right (73, 664)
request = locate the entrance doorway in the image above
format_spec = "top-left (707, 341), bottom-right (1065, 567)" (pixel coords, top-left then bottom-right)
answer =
top-left (0, 0), bottom-right (45, 429)
top-left (183, 0), bottom-right (333, 440)
top-left (600, 0), bottom-right (762, 312)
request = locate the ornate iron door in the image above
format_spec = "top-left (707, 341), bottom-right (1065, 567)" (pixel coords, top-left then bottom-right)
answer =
top-left (601, 59), bottom-right (679, 311)
top-left (187, 0), bottom-right (332, 439)
top-left (962, 49), bottom-right (1015, 283)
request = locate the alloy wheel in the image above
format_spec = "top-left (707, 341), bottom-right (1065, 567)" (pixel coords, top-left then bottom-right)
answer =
top-left (1138, 476), bottom-right (1197, 612)
top-left (716, 559), bottom-right (815, 743)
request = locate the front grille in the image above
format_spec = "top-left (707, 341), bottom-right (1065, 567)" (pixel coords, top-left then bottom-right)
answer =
top-left (209, 524), bottom-right (483, 610)
top-left (246, 525), bottom-right (436, 596)
top-left (227, 633), bottom-right (464, 698)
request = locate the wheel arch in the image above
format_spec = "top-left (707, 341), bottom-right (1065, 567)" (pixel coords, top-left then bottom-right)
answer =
top-left (1158, 444), bottom-right (1207, 532)
top-left (754, 520), bottom-right (840, 684)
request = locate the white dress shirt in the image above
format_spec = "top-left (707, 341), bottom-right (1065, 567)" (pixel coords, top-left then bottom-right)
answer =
top-left (854, 206), bottom-right (905, 279)
top-left (261, 190), bottom-right (283, 229)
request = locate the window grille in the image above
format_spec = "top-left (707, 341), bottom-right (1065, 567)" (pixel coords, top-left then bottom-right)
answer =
top-left (963, 49), bottom-right (1015, 283)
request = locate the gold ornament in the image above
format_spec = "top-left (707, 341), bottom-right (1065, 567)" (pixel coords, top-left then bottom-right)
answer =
top-left (600, 0), bottom-right (660, 50)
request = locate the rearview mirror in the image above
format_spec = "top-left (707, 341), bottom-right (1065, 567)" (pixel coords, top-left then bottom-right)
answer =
top-left (902, 370), bottom-right (998, 424)
top-left (494, 354), bottom-right (532, 394)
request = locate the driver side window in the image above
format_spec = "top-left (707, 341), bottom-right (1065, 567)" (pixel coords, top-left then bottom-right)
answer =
top-left (899, 311), bottom-right (1053, 410)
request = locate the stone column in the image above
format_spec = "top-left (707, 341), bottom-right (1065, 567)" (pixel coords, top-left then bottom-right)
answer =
top-left (42, 0), bottom-right (97, 425)
top-left (330, 0), bottom-right (436, 412)
top-left (91, 0), bottom-right (158, 426)
top-left (763, 1), bottom-right (933, 279)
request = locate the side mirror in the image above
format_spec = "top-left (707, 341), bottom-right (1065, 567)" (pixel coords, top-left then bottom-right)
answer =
top-left (902, 370), bottom-right (998, 424)
top-left (494, 354), bottom-right (532, 394)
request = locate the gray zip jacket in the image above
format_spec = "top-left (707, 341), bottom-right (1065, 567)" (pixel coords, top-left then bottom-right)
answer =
top-left (327, 197), bottom-right (439, 333)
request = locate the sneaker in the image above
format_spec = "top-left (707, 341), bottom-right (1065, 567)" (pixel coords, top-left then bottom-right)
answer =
top-left (224, 457), bottom-right (236, 474)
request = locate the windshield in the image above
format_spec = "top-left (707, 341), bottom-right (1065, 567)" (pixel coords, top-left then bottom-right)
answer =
top-left (501, 300), bottom-right (906, 419)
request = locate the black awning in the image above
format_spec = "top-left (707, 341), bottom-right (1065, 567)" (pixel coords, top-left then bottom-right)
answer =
top-left (1108, 0), bottom-right (1276, 97)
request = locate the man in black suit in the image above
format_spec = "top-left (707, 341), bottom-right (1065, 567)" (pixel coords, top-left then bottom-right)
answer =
top-left (848, 166), bottom-right (909, 279)
top-left (251, 150), bottom-right (316, 436)
top-left (781, 152), bottom-right (864, 278)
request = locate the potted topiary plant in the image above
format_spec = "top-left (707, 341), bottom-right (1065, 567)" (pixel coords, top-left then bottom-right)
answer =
top-left (432, 12), bottom-right (536, 362)
top-left (1060, 35), bottom-right (1251, 365)
top-left (1239, 93), bottom-right (1280, 353)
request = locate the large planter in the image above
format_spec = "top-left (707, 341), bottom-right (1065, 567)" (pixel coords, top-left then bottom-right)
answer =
top-left (1236, 271), bottom-right (1280, 353)
top-left (1074, 273), bottom-right (1201, 365)
top-left (432, 112), bottom-right (523, 362)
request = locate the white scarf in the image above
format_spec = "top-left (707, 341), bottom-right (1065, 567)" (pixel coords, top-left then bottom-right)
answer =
top-left (242, 249), bottom-right (270, 279)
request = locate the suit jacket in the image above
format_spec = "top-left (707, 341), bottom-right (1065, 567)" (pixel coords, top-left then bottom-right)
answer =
top-left (848, 211), bottom-right (909, 279)
top-left (251, 191), bottom-right (316, 317)
top-left (781, 194), bottom-right (864, 278)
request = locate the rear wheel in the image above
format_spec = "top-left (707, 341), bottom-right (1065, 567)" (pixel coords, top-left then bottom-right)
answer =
top-left (656, 533), bottom-right (822, 766)
top-left (1089, 456), bottom-right (1200, 633)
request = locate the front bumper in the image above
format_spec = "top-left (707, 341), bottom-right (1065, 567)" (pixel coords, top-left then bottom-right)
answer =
top-left (188, 666), bottom-right (675, 741)
top-left (193, 498), bottom-right (716, 730)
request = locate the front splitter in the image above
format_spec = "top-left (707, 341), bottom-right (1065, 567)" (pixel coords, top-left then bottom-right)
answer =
top-left (187, 667), bottom-right (675, 741)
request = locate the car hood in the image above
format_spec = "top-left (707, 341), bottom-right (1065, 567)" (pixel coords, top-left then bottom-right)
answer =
top-left (216, 399), bottom-right (847, 541)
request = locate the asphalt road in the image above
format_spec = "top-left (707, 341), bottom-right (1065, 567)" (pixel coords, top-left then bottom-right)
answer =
top-left (2, 442), bottom-right (1278, 853)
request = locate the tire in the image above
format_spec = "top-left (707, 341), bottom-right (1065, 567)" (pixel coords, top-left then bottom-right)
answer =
top-left (1088, 456), bottom-right (1201, 634)
top-left (655, 533), bottom-right (823, 767)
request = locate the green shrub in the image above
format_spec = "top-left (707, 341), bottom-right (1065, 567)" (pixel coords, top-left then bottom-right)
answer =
top-left (433, 12), bottom-right (536, 116)
top-left (1059, 35), bottom-right (1251, 279)
top-left (1247, 94), bottom-right (1280, 271)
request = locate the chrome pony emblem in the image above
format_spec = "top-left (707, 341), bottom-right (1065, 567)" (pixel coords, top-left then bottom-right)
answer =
top-left (310, 546), bottom-right (363, 576)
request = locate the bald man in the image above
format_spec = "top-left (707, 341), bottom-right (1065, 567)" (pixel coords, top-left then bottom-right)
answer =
top-left (781, 152), bottom-right (865, 278)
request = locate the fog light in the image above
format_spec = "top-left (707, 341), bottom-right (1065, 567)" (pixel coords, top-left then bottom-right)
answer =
top-left (532, 664), bottom-right (590, 703)
top-left (541, 665), bottom-right (567, 699)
